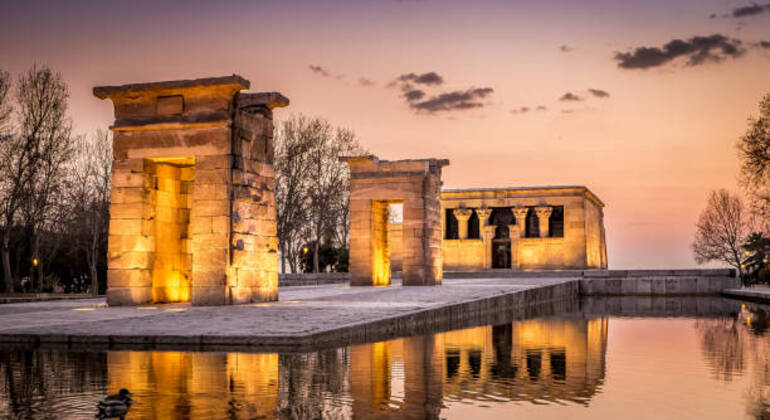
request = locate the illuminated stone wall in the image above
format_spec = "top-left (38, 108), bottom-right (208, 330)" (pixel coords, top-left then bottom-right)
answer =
top-left (345, 156), bottom-right (449, 286)
top-left (439, 186), bottom-right (608, 271)
top-left (148, 161), bottom-right (193, 303)
top-left (387, 224), bottom-right (403, 272)
top-left (95, 76), bottom-right (287, 305)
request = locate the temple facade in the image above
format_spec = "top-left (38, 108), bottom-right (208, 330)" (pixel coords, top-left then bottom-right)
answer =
top-left (390, 186), bottom-right (607, 272)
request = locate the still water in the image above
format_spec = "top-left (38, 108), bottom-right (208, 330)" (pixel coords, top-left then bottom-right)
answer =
top-left (1, 299), bottom-right (769, 419)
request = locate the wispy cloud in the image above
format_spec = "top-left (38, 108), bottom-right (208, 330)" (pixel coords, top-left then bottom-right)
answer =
top-left (394, 71), bottom-right (444, 86)
top-left (410, 88), bottom-right (494, 112)
top-left (614, 34), bottom-right (745, 69)
top-left (559, 45), bottom-right (573, 53)
top-left (731, 3), bottom-right (770, 17)
top-left (588, 88), bottom-right (610, 98)
top-left (391, 71), bottom-right (493, 114)
top-left (559, 92), bottom-right (582, 102)
top-left (511, 106), bottom-right (530, 114)
top-left (358, 77), bottom-right (376, 87)
top-left (308, 65), bottom-right (330, 77)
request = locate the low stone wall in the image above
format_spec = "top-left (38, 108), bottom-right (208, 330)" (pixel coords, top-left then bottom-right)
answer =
top-left (279, 273), bottom-right (349, 287)
top-left (581, 295), bottom-right (744, 317)
top-left (580, 269), bottom-right (739, 296)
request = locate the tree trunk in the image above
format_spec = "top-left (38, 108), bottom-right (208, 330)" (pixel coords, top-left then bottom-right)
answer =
top-left (280, 243), bottom-right (286, 275)
top-left (90, 261), bottom-right (99, 296)
top-left (1, 230), bottom-right (12, 293)
top-left (313, 240), bottom-right (320, 273)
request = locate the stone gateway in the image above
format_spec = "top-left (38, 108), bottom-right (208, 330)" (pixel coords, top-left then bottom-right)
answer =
top-left (344, 156), bottom-right (449, 287)
top-left (95, 76), bottom-right (288, 306)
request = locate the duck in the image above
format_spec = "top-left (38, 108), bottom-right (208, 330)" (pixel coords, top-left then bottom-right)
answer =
top-left (96, 388), bottom-right (134, 419)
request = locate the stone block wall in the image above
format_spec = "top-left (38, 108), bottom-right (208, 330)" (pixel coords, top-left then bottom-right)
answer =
top-left (387, 224), bottom-right (403, 271)
top-left (579, 269), bottom-right (739, 296)
top-left (345, 156), bottom-right (449, 286)
top-left (95, 76), bottom-right (288, 306)
top-left (440, 187), bottom-right (608, 271)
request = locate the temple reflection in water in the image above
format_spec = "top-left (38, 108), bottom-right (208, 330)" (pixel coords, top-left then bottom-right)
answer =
top-left (96, 317), bottom-right (608, 419)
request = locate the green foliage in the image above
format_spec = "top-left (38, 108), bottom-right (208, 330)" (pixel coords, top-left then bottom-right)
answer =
top-left (741, 232), bottom-right (770, 285)
top-left (300, 242), bottom-right (349, 273)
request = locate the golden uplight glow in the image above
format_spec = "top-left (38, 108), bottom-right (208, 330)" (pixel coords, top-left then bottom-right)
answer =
top-left (149, 160), bottom-right (194, 304)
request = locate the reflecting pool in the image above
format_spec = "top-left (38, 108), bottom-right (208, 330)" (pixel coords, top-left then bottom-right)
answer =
top-left (1, 298), bottom-right (769, 419)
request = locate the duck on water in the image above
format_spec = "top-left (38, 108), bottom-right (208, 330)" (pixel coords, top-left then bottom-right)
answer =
top-left (96, 388), bottom-right (134, 419)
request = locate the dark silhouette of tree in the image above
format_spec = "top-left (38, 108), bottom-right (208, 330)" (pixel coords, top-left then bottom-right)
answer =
top-left (274, 114), bottom-right (364, 273)
top-left (66, 130), bottom-right (112, 295)
top-left (0, 64), bottom-right (73, 292)
top-left (738, 93), bottom-right (770, 218)
top-left (692, 189), bottom-right (750, 275)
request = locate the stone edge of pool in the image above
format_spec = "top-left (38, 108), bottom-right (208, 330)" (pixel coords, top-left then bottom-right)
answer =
top-left (0, 269), bottom-right (746, 352)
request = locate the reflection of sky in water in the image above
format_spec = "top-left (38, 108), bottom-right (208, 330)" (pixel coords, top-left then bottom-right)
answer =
top-left (1, 302), bottom-right (769, 419)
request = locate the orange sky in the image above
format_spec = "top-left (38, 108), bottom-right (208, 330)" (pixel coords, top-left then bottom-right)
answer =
top-left (1, 0), bottom-right (769, 268)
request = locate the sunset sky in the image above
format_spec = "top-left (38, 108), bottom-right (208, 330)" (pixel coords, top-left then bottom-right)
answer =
top-left (2, 0), bottom-right (769, 268)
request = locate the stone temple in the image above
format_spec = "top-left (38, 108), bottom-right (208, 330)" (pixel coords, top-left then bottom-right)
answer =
top-left (388, 186), bottom-right (608, 272)
top-left (94, 76), bottom-right (288, 306)
top-left (94, 74), bottom-right (607, 305)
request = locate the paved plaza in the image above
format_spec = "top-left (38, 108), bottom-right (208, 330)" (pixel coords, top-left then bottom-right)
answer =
top-left (0, 277), bottom-right (576, 350)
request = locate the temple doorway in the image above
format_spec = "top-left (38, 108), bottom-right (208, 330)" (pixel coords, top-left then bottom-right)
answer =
top-left (147, 158), bottom-right (194, 303)
top-left (492, 240), bottom-right (511, 269)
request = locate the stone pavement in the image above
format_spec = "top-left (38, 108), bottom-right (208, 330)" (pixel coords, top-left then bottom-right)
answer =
top-left (0, 277), bottom-right (578, 351)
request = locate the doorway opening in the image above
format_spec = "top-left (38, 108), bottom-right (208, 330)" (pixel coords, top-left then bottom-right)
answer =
top-left (147, 158), bottom-right (194, 303)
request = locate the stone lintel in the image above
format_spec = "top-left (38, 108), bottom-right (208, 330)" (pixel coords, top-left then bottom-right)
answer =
top-left (343, 155), bottom-right (450, 177)
top-left (94, 75), bottom-right (250, 99)
top-left (94, 75), bottom-right (251, 130)
top-left (237, 92), bottom-right (290, 110)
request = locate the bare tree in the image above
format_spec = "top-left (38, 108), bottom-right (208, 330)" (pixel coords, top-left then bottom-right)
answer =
top-left (275, 115), bottom-right (314, 273)
top-left (692, 189), bottom-right (751, 275)
top-left (306, 125), bottom-right (360, 273)
top-left (67, 130), bottom-right (112, 295)
top-left (738, 93), bottom-right (770, 218)
top-left (16, 65), bottom-right (73, 291)
top-left (0, 69), bottom-right (15, 292)
top-left (0, 70), bottom-right (11, 134)
top-left (274, 114), bottom-right (363, 273)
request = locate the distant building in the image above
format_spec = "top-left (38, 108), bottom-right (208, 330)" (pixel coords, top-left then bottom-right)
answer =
top-left (389, 186), bottom-right (607, 271)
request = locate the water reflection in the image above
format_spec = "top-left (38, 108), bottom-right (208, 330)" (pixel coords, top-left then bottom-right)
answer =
top-left (696, 305), bottom-right (770, 418)
top-left (2, 302), bottom-right (770, 419)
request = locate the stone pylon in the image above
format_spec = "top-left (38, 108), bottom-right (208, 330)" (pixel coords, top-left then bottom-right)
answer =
top-left (344, 156), bottom-right (449, 286)
top-left (94, 76), bottom-right (288, 306)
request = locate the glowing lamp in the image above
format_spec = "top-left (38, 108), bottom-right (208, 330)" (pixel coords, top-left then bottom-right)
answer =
top-left (32, 258), bottom-right (38, 267)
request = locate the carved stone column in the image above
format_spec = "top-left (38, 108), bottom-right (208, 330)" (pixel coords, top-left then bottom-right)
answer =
top-left (535, 206), bottom-right (553, 238)
top-left (508, 225), bottom-right (520, 269)
top-left (453, 208), bottom-right (473, 239)
top-left (475, 208), bottom-right (492, 231)
top-left (512, 207), bottom-right (528, 238)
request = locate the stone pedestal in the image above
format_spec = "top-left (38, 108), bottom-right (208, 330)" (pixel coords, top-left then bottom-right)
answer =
top-left (512, 207), bottom-right (528, 238)
top-left (535, 206), bottom-right (553, 238)
top-left (452, 208), bottom-right (473, 239)
top-left (95, 76), bottom-right (288, 306)
top-left (345, 156), bottom-right (449, 286)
